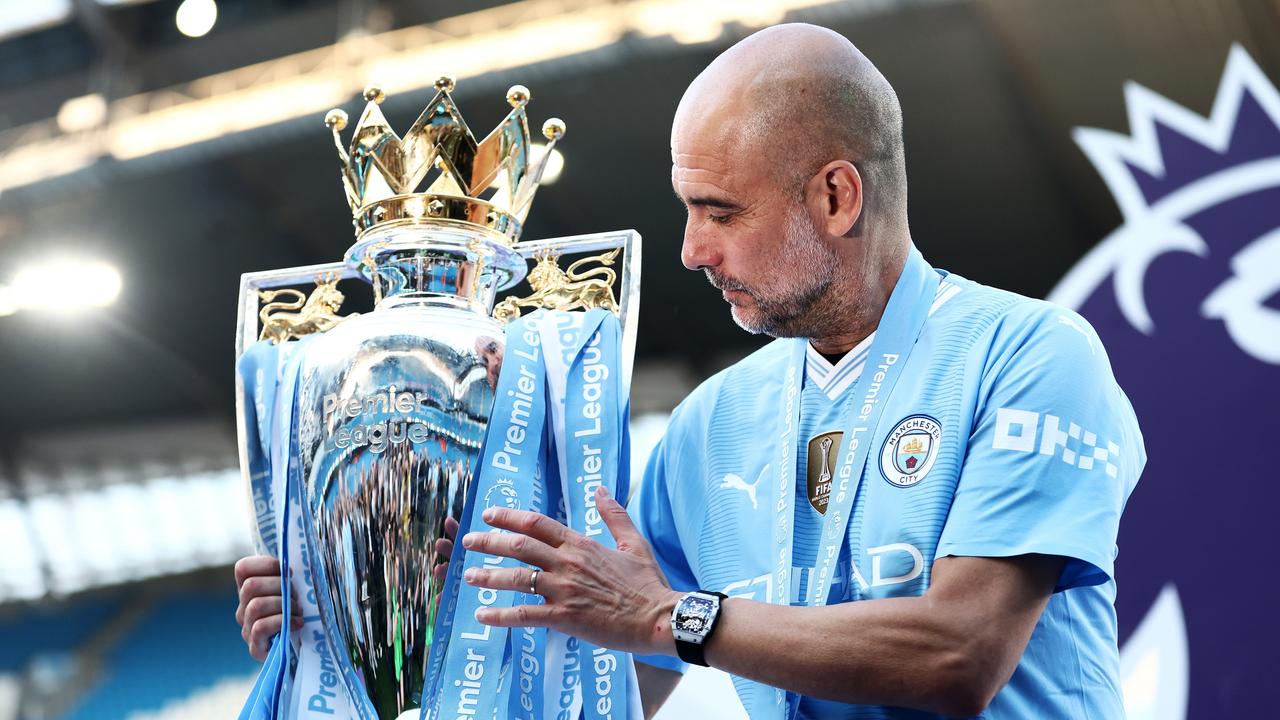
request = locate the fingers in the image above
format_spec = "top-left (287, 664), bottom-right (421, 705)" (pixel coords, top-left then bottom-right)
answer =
top-left (242, 594), bottom-right (302, 632)
top-left (234, 555), bottom-right (281, 589)
top-left (241, 593), bottom-right (300, 661)
top-left (480, 508), bottom-right (570, 547)
top-left (432, 560), bottom-right (450, 584)
top-left (464, 566), bottom-right (551, 596)
top-left (474, 602), bottom-right (558, 629)
top-left (237, 574), bottom-right (284, 624)
top-left (431, 517), bottom-right (463, 585)
top-left (462, 526), bottom-right (558, 568)
top-left (435, 536), bottom-right (454, 558)
top-left (247, 613), bottom-right (284, 661)
top-left (242, 596), bottom-right (284, 636)
top-left (595, 486), bottom-right (645, 552)
top-left (236, 563), bottom-right (302, 659)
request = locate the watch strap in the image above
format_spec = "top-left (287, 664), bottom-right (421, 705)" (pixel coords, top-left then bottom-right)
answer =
top-left (674, 591), bottom-right (727, 667)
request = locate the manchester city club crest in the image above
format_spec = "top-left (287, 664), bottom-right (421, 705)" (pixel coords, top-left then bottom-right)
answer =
top-left (879, 415), bottom-right (942, 488)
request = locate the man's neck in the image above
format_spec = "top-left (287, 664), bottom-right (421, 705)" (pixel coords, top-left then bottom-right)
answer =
top-left (806, 236), bottom-right (909, 356)
top-left (809, 325), bottom-right (877, 357)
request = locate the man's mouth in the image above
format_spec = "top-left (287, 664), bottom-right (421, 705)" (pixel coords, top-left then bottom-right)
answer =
top-left (707, 272), bottom-right (747, 294)
top-left (712, 281), bottom-right (752, 305)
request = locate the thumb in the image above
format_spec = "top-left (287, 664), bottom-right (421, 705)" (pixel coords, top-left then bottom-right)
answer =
top-left (596, 485), bottom-right (645, 552)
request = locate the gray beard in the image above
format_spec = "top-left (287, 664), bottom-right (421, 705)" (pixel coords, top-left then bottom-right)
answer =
top-left (709, 206), bottom-right (844, 338)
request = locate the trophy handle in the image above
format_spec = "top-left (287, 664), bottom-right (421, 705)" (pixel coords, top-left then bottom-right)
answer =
top-left (233, 230), bottom-right (642, 554)
top-left (233, 261), bottom-right (353, 555)
top-left (513, 230), bottom-right (642, 388)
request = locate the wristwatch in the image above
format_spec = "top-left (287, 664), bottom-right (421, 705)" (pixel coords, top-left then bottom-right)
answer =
top-left (670, 590), bottom-right (727, 667)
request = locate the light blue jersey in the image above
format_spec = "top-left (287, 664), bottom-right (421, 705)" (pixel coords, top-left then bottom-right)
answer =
top-left (630, 268), bottom-right (1144, 719)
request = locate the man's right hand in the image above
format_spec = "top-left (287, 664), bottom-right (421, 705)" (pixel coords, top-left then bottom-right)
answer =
top-left (235, 555), bottom-right (303, 661)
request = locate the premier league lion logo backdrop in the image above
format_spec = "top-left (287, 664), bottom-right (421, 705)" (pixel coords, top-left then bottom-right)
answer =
top-left (1051, 45), bottom-right (1280, 720)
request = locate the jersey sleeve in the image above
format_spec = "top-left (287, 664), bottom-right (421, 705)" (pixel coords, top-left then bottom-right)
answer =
top-left (628, 428), bottom-right (697, 673)
top-left (936, 305), bottom-right (1146, 591)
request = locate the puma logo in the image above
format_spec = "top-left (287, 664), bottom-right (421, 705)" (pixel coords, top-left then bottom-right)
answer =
top-left (1057, 314), bottom-right (1097, 354)
top-left (719, 465), bottom-right (769, 510)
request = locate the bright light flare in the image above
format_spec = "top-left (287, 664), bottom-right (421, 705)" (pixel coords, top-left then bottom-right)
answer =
top-left (176, 0), bottom-right (218, 38)
top-left (0, 286), bottom-right (16, 317)
top-left (7, 259), bottom-right (123, 314)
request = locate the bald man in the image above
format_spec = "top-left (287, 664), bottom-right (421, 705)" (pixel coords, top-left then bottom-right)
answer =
top-left (237, 23), bottom-right (1143, 719)
top-left (456, 24), bottom-right (1143, 719)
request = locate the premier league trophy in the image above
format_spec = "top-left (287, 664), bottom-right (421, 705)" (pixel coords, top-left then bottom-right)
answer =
top-left (234, 76), bottom-right (640, 720)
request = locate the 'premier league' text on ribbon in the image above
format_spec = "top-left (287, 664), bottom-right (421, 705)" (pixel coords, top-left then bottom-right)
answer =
top-left (444, 318), bottom-right (547, 720)
top-left (573, 328), bottom-right (610, 538)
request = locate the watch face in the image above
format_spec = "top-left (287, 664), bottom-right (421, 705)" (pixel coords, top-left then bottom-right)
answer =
top-left (677, 596), bottom-right (716, 634)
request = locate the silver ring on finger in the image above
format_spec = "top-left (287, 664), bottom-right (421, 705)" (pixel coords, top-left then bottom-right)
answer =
top-left (529, 568), bottom-right (540, 595)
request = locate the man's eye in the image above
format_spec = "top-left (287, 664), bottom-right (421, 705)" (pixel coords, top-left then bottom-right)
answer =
top-left (709, 214), bottom-right (733, 225)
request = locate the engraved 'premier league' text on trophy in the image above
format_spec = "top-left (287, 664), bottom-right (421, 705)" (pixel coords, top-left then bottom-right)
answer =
top-left (234, 76), bottom-right (640, 719)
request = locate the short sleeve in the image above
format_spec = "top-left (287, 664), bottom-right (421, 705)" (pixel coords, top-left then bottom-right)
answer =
top-left (628, 430), bottom-right (696, 673)
top-left (936, 306), bottom-right (1146, 592)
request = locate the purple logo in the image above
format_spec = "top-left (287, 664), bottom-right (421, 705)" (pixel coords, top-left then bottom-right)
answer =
top-left (1051, 45), bottom-right (1280, 719)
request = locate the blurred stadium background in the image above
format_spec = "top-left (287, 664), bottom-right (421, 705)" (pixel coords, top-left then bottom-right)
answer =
top-left (0, 0), bottom-right (1276, 718)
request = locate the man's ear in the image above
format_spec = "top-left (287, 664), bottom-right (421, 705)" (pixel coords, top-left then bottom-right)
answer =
top-left (805, 160), bottom-right (863, 238)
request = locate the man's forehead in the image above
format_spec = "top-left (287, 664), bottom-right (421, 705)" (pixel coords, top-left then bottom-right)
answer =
top-left (671, 150), bottom-right (730, 175)
top-left (671, 110), bottom-right (753, 172)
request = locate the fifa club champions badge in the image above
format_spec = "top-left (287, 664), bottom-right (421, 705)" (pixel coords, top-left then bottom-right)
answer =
top-left (1051, 45), bottom-right (1280, 720)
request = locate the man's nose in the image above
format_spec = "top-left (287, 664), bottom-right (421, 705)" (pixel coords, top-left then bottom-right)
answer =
top-left (680, 220), bottom-right (720, 271)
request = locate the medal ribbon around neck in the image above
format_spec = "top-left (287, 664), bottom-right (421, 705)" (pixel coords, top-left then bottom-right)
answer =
top-left (805, 247), bottom-right (938, 606)
top-left (762, 246), bottom-right (938, 720)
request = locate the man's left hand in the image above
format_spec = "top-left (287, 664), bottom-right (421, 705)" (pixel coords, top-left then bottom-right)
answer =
top-left (461, 485), bottom-right (680, 656)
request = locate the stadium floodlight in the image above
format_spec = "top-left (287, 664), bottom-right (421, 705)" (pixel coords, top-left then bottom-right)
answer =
top-left (175, 0), bottom-right (217, 38)
top-left (0, 0), bottom-right (72, 43)
top-left (10, 258), bottom-right (123, 313)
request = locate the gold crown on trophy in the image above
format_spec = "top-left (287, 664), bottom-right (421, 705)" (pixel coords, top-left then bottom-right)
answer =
top-left (324, 76), bottom-right (565, 244)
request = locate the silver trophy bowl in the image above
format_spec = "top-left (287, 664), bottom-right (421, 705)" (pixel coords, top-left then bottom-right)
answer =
top-left (293, 223), bottom-right (519, 717)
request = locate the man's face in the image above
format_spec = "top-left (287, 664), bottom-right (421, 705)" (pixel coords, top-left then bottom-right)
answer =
top-left (671, 117), bottom-right (838, 337)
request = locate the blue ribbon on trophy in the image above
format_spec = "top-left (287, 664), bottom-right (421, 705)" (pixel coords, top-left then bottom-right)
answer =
top-left (238, 340), bottom-right (286, 558)
top-left (235, 339), bottom-right (289, 720)
top-left (238, 334), bottom-right (357, 720)
top-left (541, 309), bottom-right (633, 720)
top-left (432, 311), bottom-right (552, 720)
top-left (425, 309), bottom-right (636, 720)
